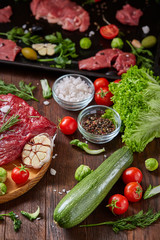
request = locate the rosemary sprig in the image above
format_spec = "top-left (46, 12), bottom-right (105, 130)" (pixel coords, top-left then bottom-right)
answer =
top-left (80, 208), bottom-right (160, 233)
top-left (0, 114), bottom-right (21, 133)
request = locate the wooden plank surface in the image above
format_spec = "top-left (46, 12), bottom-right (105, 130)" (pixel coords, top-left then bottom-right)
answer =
top-left (0, 64), bottom-right (160, 240)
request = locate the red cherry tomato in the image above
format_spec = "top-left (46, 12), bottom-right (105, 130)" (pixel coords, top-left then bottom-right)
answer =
top-left (94, 87), bottom-right (113, 106)
top-left (124, 182), bottom-right (143, 202)
top-left (11, 164), bottom-right (29, 184)
top-left (114, 79), bottom-right (121, 83)
top-left (59, 116), bottom-right (77, 135)
top-left (107, 194), bottom-right (129, 215)
top-left (122, 167), bottom-right (143, 184)
top-left (100, 24), bottom-right (119, 40)
top-left (93, 78), bottom-right (109, 91)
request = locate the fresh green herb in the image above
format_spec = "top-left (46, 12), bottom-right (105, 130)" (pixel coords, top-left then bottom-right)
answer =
top-left (109, 65), bottom-right (160, 152)
top-left (70, 139), bottom-right (105, 155)
top-left (0, 211), bottom-right (22, 232)
top-left (0, 80), bottom-right (38, 101)
top-left (101, 108), bottom-right (117, 126)
top-left (38, 32), bottom-right (78, 68)
top-left (127, 40), bottom-right (154, 69)
top-left (21, 206), bottom-right (40, 221)
top-left (40, 79), bottom-right (52, 99)
top-left (144, 184), bottom-right (160, 199)
top-left (0, 114), bottom-right (20, 133)
top-left (75, 164), bottom-right (93, 181)
top-left (80, 208), bottom-right (160, 233)
top-left (0, 27), bottom-right (44, 45)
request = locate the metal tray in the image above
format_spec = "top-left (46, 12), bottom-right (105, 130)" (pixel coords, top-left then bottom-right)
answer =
top-left (0, 0), bottom-right (160, 79)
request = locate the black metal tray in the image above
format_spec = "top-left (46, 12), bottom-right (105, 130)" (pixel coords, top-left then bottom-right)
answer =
top-left (0, 0), bottom-right (160, 79)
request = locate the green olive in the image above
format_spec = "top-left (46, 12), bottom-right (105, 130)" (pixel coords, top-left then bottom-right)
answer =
top-left (145, 158), bottom-right (159, 171)
top-left (80, 37), bottom-right (92, 49)
top-left (141, 35), bottom-right (157, 48)
top-left (21, 47), bottom-right (38, 60)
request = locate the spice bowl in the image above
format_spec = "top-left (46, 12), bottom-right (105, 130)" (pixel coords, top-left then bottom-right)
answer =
top-left (52, 74), bottom-right (94, 111)
top-left (77, 105), bottom-right (121, 144)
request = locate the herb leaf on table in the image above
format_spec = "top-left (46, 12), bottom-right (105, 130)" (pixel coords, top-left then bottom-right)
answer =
top-left (143, 184), bottom-right (160, 199)
top-left (0, 211), bottom-right (22, 232)
top-left (0, 80), bottom-right (38, 101)
top-left (80, 208), bottom-right (160, 233)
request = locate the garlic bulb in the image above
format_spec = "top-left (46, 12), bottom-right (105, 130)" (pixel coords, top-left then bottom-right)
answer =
top-left (22, 133), bottom-right (54, 169)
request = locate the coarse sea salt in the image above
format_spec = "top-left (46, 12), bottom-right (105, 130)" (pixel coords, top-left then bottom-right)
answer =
top-left (142, 25), bottom-right (150, 34)
top-left (55, 76), bottom-right (92, 102)
top-left (50, 168), bottom-right (56, 176)
top-left (43, 100), bottom-right (50, 106)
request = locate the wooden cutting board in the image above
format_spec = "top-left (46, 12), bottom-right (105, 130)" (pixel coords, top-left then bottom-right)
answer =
top-left (0, 157), bottom-right (52, 204)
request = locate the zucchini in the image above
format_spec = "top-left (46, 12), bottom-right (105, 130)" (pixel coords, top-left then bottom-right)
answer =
top-left (54, 146), bottom-right (133, 228)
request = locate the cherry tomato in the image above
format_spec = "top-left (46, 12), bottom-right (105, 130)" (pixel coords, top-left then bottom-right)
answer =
top-left (11, 164), bottom-right (29, 184)
top-left (122, 167), bottom-right (143, 184)
top-left (107, 194), bottom-right (129, 215)
top-left (93, 78), bottom-right (109, 91)
top-left (114, 79), bottom-right (121, 83)
top-left (100, 24), bottom-right (119, 40)
top-left (94, 87), bottom-right (113, 106)
top-left (124, 182), bottom-right (143, 202)
top-left (59, 116), bottom-right (77, 135)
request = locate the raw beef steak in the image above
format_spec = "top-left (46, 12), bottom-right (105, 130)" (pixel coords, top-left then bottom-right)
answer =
top-left (116, 4), bottom-right (143, 26)
top-left (113, 52), bottom-right (136, 75)
top-left (0, 38), bottom-right (21, 61)
top-left (0, 5), bottom-right (12, 23)
top-left (30, 0), bottom-right (90, 32)
top-left (0, 94), bottom-right (57, 166)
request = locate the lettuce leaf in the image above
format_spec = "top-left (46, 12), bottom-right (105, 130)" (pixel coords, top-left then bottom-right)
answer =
top-left (109, 65), bottom-right (160, 152)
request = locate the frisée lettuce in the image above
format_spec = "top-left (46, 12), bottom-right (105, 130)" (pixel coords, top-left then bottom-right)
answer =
top-left (108, 65), bottom-right (160, 152)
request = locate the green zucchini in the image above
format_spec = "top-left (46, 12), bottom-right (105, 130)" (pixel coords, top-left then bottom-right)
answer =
top-left (54, 146), bottom-right (133, 228)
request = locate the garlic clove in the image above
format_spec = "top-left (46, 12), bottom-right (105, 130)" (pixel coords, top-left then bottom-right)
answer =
top-left (32, 43), bottom-right (44, 51)
top-left (38, 48), bottom-right (47, 56)
top-left (47, 47), bottom-right (55, 56)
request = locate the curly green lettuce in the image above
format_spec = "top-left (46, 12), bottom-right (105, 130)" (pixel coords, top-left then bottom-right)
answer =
top-left (108, 65), bottom-right (160, 152)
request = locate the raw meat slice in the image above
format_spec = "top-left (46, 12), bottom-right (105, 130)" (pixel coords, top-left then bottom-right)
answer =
top-left (0, 5), bottom-right (12, 23)
top-left (0, 38), bottom-right (21, 61)
top-left (30, 0), bottom-right (90, 32)
top-left (78, 48), bottom-right (123, 71)
top-left (113, 52), bottom-right (136, 75)
top-left (0, 94), bottom-right (57, 166)
top-left (116, 4), bottom-right (143, 26)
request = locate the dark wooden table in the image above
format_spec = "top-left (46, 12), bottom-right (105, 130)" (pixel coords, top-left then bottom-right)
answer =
top-left (0, 64), bottom-right (160, 240)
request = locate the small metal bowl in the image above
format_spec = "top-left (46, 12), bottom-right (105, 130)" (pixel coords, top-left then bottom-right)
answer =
top-left (77, 105), bottom-right (121, 144)
top-left (52, 74), bottom-right (94, 111)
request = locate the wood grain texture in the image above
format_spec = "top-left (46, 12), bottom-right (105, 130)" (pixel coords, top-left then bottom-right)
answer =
top-left (0, 64), bottom-right (160, 240)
